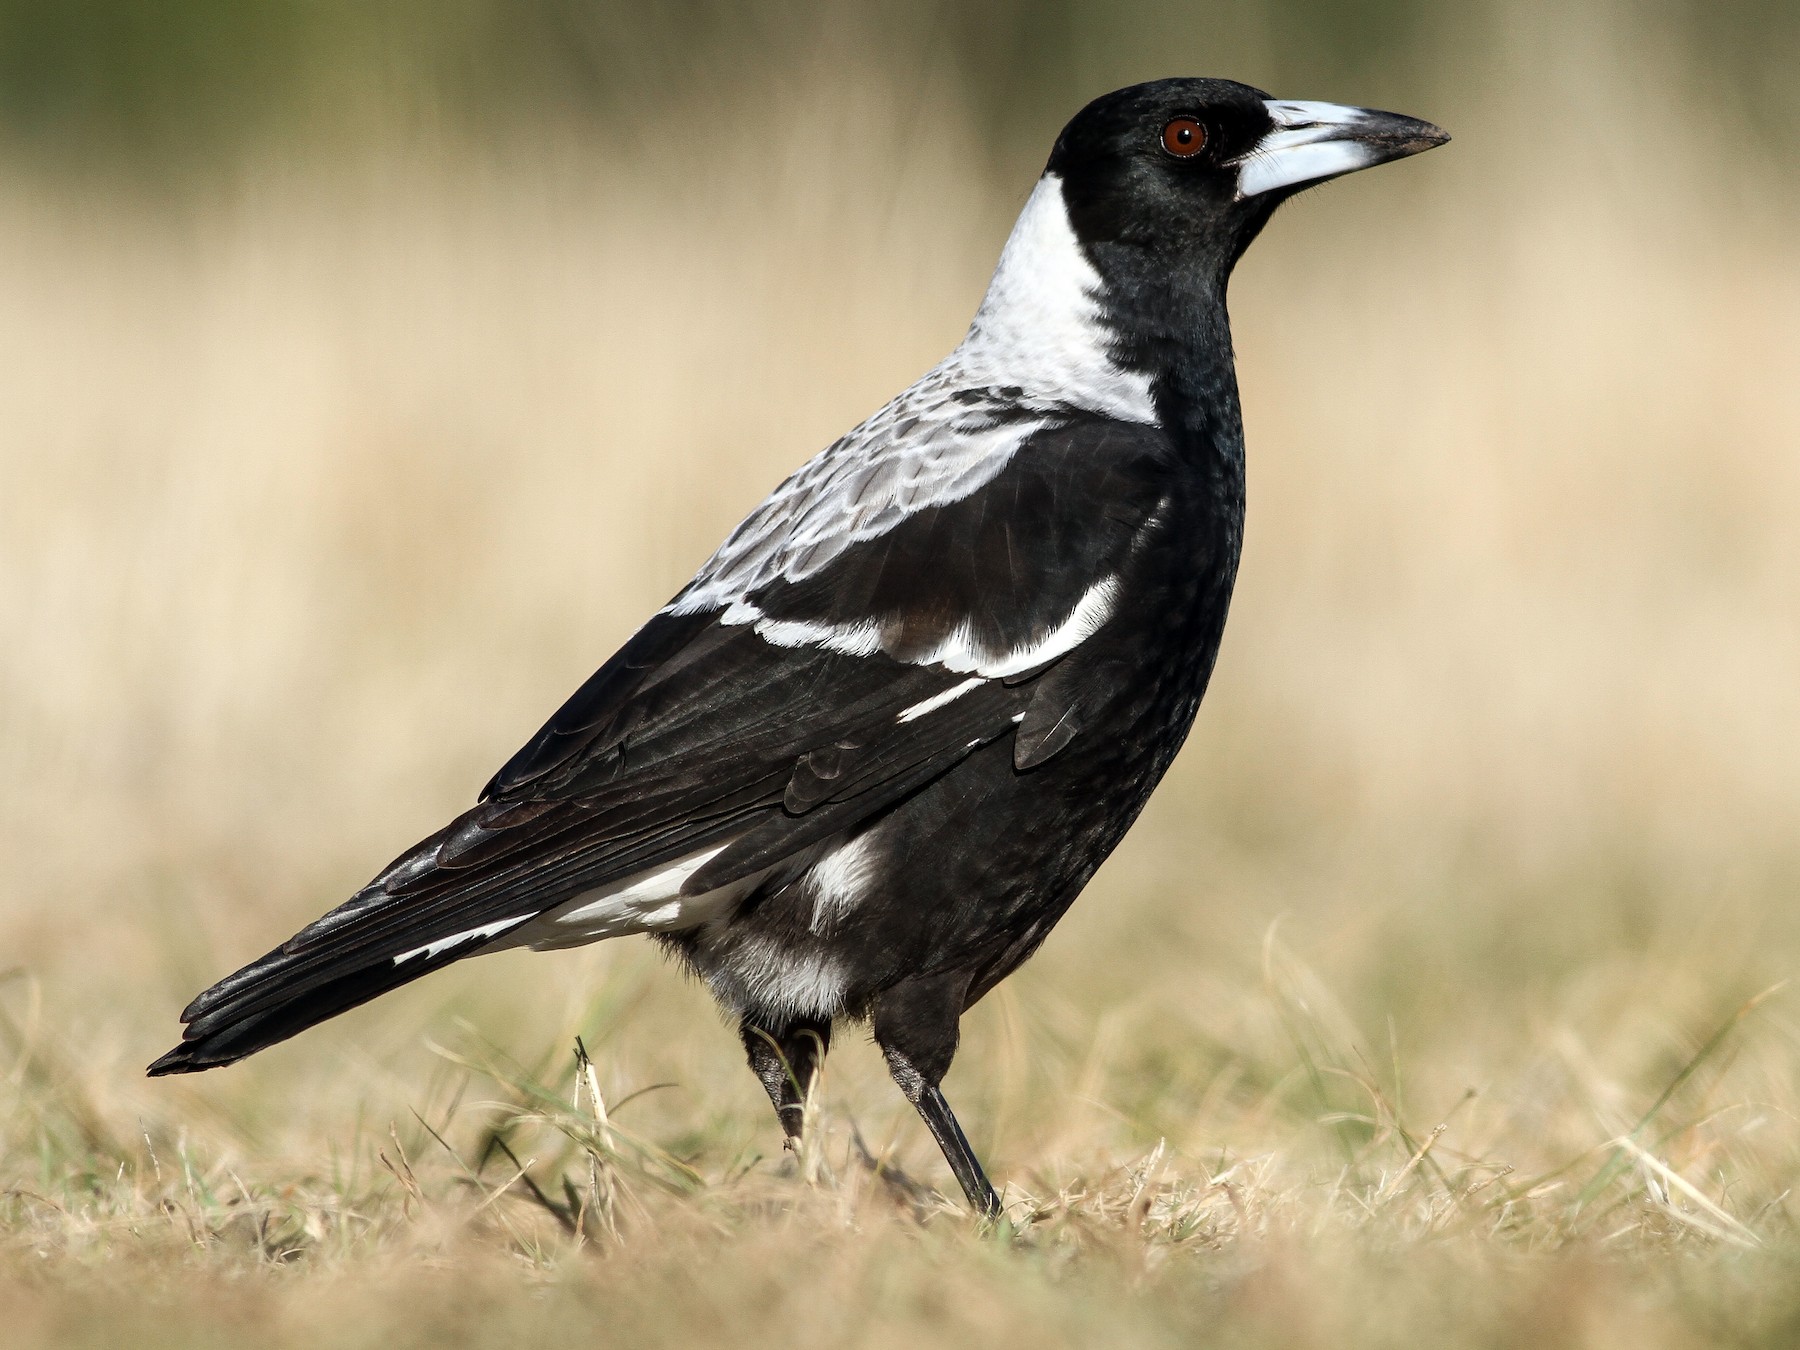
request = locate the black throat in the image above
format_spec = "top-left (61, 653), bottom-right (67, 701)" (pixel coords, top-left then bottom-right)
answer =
top-left (1085, 228), bottom-right (1266, 479)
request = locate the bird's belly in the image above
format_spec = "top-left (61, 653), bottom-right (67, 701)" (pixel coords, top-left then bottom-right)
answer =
top-left (678, 576), bottom-right (1234, 1025)
top-left (679, 698), bottom-right (1200, 1023)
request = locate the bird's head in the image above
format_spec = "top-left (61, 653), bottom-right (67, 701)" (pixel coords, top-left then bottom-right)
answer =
top-left (1048, 77), bottom-right (1449, 290)
top-left (961, 78), bottom-right (1446, 417)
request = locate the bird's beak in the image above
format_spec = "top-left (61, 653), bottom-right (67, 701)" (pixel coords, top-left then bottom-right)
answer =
top-left (1235, 100), bottom-right (1449, 200)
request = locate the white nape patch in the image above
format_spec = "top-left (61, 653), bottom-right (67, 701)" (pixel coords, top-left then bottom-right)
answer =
top-left (392, 915), bottom-right (531, 966)
top-left (806, 833), bottom-right (880, 934)
top-left (664, 177), bottom-right (1154, 620)
top-left (495, 842), bottom-right (755, 954)
top-left (897, 677), bottom-right (986, 724)
top-left (956, 175), bottom-right (1157, 425)
top-left (1237, 101), bottom-right (1379, 199)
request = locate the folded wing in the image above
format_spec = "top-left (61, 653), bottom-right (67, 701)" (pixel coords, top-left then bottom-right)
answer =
top-left (150, 412), bottom-right (1173, 1073)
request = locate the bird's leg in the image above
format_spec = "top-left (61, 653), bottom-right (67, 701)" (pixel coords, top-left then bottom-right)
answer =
top-left (740, 1014), bottom-right (832, 1146)
top-left (872, 974), bottom-right (1001, 1220)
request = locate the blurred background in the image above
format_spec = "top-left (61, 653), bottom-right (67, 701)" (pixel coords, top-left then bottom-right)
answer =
top-left (2, 0), bottom-right (1798, 1223)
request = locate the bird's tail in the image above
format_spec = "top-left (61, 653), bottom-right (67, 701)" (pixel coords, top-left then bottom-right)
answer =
top-left (146, 799), bottom-right (556, 1076)
top-left (146, 937), bottom-right (474, 1075)
top-left (148, 789), bottom-right (691, 1076)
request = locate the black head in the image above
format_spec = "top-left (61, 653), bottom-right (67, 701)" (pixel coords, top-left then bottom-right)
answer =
top-left (1044, 78), bottom-right (1447, 354)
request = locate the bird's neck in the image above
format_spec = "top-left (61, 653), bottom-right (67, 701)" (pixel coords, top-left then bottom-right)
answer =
top-left (951, 175), bottom-right (1158, 424)
top-left (1140, 294), bottom-right (1248, 475)
top-left (959, 173), bottom-right (1247, 474)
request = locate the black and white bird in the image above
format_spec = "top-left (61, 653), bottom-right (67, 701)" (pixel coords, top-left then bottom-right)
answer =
top-left (151, 79), bottom-right (1446, 1218)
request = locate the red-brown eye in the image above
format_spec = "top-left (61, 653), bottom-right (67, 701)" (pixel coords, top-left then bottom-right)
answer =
top-left (1161, 117), bottom-right (1207, 157)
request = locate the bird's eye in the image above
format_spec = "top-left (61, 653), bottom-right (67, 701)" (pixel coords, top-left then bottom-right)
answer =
top-left (1161, 117), bottom-right (1207, 158)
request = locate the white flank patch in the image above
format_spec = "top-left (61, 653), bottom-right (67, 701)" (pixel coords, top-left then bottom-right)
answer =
top-left (807, 833), bottom-right (880, 934)
top-left (723, 938), bottom-right (848, 1020)
top-left (1238, 101), bottom-right (1377, 199)
top-left (494, 842), bottom-right (758, 954)
top-left (896, 677), bottom-right (986, 724)
top-left (392, 915), bottom-right (532, 966)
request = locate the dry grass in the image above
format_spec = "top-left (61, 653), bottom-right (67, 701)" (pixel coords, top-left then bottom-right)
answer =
top-left (4, 48), bottom-right (1800, 1349)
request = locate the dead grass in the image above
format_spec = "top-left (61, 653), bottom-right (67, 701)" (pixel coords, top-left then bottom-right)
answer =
top-left (3, 48), bottom-right (1800, 1350)
top-left (5, 942), bottom-right (1800, 1349)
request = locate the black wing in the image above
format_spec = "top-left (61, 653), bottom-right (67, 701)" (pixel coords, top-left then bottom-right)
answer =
top-left (150, 414), bottom-right (1174, 1073)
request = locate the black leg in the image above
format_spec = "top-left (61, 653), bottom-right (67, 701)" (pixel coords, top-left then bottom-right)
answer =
top-left (872, 974), bottom-right (1001, 1219)
top-left (741, 1014), bottom-right (832, 1145)
top-left (910, 1076), bottom-right (1002, 1219)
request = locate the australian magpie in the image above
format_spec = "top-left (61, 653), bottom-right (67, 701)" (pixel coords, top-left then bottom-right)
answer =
top-left (150, 78), bottom-right (1446, 1219)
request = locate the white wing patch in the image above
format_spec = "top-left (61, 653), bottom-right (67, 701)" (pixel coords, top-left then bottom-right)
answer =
top-left (729, 611), bottom-right (885, 658)
top-left (914, 576), bottom-right (1120, 678)
top-left (896, 678), bottom-right (986, 724)
top-left (490, 842), bottom-right (761, 954)
top-left (668, 175), bottom-right (1153, 619)
top-left (392, 916), bottom-right (532, 966)
top-left (730, 575), bottom-right (1121, 678)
